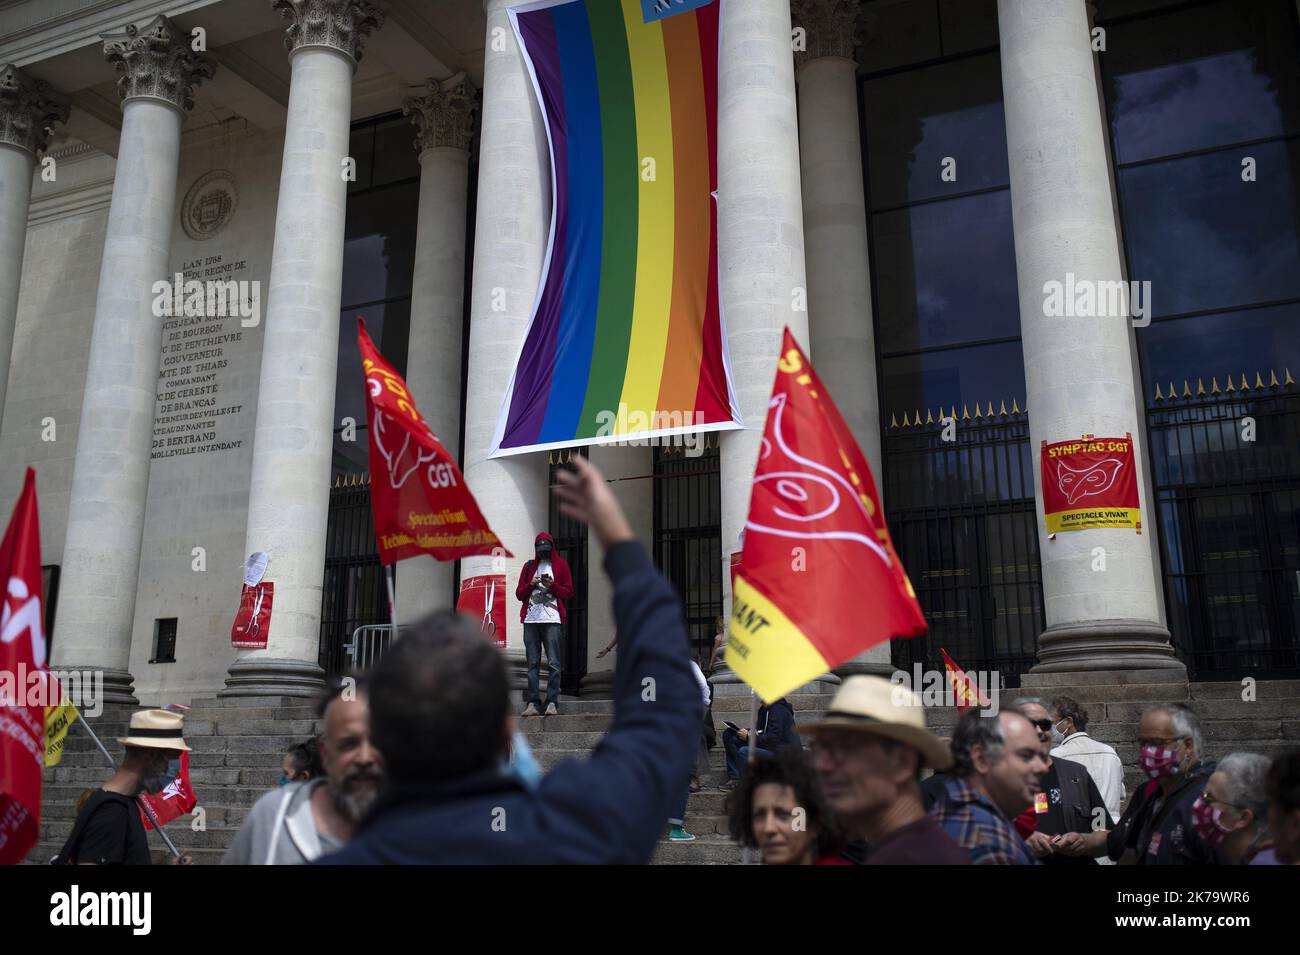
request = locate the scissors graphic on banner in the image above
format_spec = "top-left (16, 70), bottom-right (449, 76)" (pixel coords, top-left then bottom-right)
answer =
top-left (481, 579), bottom-right (496, 641)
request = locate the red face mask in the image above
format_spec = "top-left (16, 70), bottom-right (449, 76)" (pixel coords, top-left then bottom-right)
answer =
top-left (1138, 743), bottom-right (1179, 779)
top-left (1191, 796), bottom-right (1230, 847)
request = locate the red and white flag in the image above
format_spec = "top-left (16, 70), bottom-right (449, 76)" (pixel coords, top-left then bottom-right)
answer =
top-left (726, 330), bottom-right (926, 702)
top-left (358, 317), bottom-right (510, 563)
top-left (0, 468), bottom-right (46, 864)
top-left (941, 647), bottom-right (991, 713)
top-left (138, 749), bottom-right (197, 831)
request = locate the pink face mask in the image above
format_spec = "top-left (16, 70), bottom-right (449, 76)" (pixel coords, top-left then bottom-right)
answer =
top-left (1192, 796), bottom-right (1230, 847)
top-left (1138, 744), bottom-right (1179, 779)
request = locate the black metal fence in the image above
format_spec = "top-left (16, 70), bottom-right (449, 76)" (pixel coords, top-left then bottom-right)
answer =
top-left (885, 406), bottom-right (1044, 687)
top-left (653, 439), bottom-right (722, 670)
top-left (547, 449), bottom-right (589, 695)
top-left (1146, 378), bottom-right (1300, 679)
top-left (319, 477), bottom-right (389, 678)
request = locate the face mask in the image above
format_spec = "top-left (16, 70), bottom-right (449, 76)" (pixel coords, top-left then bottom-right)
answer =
top-left (278, 775), bottom-right (291, 787)
top-left (1191, 796), bottom-right (1231, 848)
top-left (499, 729), bottom-right (542, 792)
top-left (1138, 744), bottom-right (1180, 780)
top-left (1049, 724), bottom-right (1066, 747)
top-left (145, 757), bottom-right (181, 793)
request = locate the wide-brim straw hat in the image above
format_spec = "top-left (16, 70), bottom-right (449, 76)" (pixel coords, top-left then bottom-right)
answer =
top-left (803, 675), bottom-right (953, 770)
top-left (117, 708), bottom-right (190, 752)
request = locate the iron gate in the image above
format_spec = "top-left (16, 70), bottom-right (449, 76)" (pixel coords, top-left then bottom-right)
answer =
top-left (319, 476), bottom-right (389, 677)
top-left (548, 449), bottom-right (589, 695)
top-left (1146, 376), bottom-right (1300, 679)
top-left (885, 406), bottom-right (1045, 687)
top-left (653, 439), bottom-right (722, 669)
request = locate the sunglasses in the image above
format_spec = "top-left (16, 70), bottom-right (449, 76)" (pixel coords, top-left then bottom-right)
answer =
top-left (1029, 718), bottom-right (1053, 732)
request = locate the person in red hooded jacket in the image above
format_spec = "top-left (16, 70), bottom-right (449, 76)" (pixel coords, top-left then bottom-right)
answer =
top-left (516, 531), bottom-right (574, 716)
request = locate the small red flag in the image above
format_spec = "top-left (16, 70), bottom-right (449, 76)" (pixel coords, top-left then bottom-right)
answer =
top-left (138, 750), bottom-right (198, 830)
top-left (726, 330), bottom-right (926, 702)
top-left (0, 468), bottom-right (46, 864)
top-left (940, 647), bottom-right (991, 713)
top-left (358, 318), bottom-right (511, 563)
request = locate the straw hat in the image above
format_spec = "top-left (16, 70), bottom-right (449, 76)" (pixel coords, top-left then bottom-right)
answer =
top-left (117, 709), bottom-right (190, 752)
top-left (803, 675), bottom-right (952, 770)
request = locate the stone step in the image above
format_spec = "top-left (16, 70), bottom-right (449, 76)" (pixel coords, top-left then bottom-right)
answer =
top-left (1189, 681), bottom-right (1300, 700)
top-left (189, 695), bottom-right (318, 709)
top-left (709, 693), bottom-right (836, 713)
top-left (184, 705), bottom-right (321, 723)
top-left (651, 835), bottom-right (746, 865)
top-left (1020, 669), bottom-right (1189, 687)
top-left (516, 713), bottom-right (612, 733)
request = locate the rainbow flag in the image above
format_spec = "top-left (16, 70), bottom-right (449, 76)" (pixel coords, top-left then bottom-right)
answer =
top-left (493, 0), bottom-right (740, 457)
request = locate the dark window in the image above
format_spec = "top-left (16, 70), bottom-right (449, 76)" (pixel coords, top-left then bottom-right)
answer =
top-left (547, 449), bottom-right (589, 695)
top-left (151, 618), bottom-right (177, 664)
top-left (874, 191), bottom-right (1020, 352)
top-left (1102, 0), bottom-right (1300, 165)
top-left (865, 52), bottom-right (1009, 210)
top-left (1116, 140), bottom-right (1300, 318)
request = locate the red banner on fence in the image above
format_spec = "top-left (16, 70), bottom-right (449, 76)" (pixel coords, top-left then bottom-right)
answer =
top-left (1040, 434), bottom-right (1141, 534)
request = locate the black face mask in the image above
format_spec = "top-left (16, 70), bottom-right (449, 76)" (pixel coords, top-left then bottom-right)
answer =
top-left (536, 546), bottom-right (552, 560)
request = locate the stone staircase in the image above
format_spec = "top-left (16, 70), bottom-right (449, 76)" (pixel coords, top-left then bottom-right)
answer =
top-left (29, 671), bottom-right (1298, 865)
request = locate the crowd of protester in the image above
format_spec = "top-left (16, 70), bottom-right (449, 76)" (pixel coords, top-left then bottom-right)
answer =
top-left (53, 455), bottom-right (1300, 866)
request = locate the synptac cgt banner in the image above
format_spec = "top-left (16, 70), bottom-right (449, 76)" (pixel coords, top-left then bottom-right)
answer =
top-left (1040, 434), bottom-right (1141, 534)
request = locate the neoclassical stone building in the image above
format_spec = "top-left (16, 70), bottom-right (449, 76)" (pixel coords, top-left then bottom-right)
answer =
top-left (1, 0), bottom-right (1297, 709)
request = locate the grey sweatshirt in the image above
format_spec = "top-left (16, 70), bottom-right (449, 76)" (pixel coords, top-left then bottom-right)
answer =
top-left (222, 779), bottom-right (342, 865)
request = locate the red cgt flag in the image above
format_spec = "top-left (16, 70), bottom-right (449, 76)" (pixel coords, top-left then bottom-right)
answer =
top-left (358, 318), bottom-right (511, 564)
top-left (726, 330), bottom-right (926, 702)
top-left (0, 468), bottom-right (46, 864)
top-left (941, 647), bottom-right (991, 713)
top-left (138, 749), bottom-right (197, 831)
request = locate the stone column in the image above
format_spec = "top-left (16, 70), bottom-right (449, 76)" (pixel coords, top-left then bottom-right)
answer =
top-left (792, 0), bottom-right (892, 679)
top-left (0, 66), bottom-right (67, 428)
top-left (716, 0), bottom-right (811, 680)
top-left (222, 0), bottom-right (384, 697)
top-left (457, 0), bottom-right (550, 681)
top-left (998, 0), bottom-right (1181, 673)
top-left (52, 17), bottom-right (213, 704)
top-left (394, 74), bottom-right (478, 625)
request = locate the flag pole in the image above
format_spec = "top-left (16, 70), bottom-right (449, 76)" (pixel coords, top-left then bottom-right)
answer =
top-left (739, 689), bottom-right (760, 865)
top-left (385, 563), bottom-right (398, 641)
top-left (72, 714), bottom-right (181, 859)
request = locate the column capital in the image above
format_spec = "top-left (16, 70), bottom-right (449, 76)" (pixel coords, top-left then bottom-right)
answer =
top-left (792, 0), bottom-right (864, 66)
top-left (402, 72), bottom-right (479, 154)
top-left (0, 64), bottom-right (69, 154)
top-left (272, 0), bottom-right (386, 64)
top-left (102, 15), bottom-right (215, 112)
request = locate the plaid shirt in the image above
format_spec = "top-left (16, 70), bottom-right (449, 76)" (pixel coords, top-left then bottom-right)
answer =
top-left (930, 776), bottom-right (1039, 865)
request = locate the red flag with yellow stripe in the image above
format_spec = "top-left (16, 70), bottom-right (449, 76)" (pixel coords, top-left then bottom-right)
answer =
top-left (941, 647), bottom-right (991, 712)
top-left (725, 329), bottom-right (926, 702)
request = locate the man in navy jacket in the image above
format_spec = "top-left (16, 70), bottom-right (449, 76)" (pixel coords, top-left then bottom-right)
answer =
top-left (319, 455), bottom-right (700, 864)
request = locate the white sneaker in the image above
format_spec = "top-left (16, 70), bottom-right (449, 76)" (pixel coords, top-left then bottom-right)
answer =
top-left (522, 702), bottom-right (539, 717)
top-left (544, 702), bottom-right (558, 716)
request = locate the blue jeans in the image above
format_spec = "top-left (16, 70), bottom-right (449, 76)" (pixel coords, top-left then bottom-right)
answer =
top-left (523, 622), bottom-right (562, 706)
top-left (723, 727), bottom-right (772, 780)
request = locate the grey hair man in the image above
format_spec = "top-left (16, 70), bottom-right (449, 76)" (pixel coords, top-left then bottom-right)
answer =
top-left (1107, 703), bottom-right (1217, 864)
top-left (1049, 695), bottom-right (1125, 827)
top-left (927, 706), bottom-right (1048, 864)
top-left (223, 675), bottom-right (384, 864)
top-left (1194, 752), bottom-right (1273, 864)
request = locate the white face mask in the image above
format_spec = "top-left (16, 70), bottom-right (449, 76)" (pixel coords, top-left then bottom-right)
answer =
top-left (1050, 719), bottom-right (1068, 747)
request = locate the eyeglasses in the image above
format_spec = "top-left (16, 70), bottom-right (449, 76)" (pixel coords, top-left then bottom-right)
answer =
top-left (1029, 719), bottom-right (1053, 732)
top-left (807, 735), bottom-right (871, 762)
top-left (1139, 736), bottom-right (1185, 748)
top-left (1200, 791), bottom-right (1241, 812)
